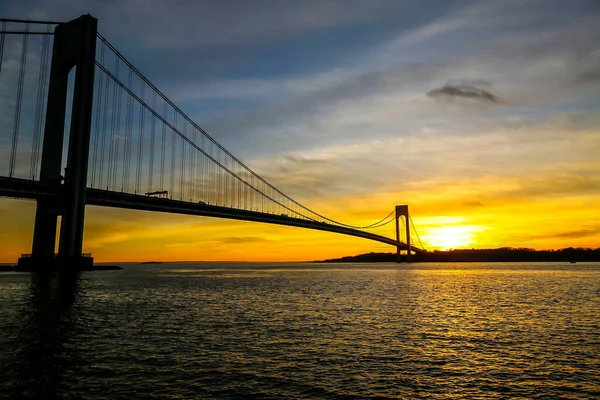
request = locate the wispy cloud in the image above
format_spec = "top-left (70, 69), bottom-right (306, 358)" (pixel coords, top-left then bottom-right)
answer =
top-left (216, 236), bottom-right (276, 244)
top-left (14, 0), bottom-right (404, 46)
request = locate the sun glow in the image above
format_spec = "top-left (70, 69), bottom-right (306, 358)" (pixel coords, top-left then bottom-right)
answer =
top-left (423, 225), bottom-right (482, 250)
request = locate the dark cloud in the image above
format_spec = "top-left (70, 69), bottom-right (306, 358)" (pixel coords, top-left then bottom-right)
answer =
top-left (575, 69), bottom-right (600, 83)
top-left (462, 200), bottom-right (484, 207)
top-left (554, 228), bottom-right (600, 240)
top-left (572, 47), bottom-right (600, 84)
top-left (427, 80), bottom-right (499, 103)
top-left (531, 227), bottom-right (600, 240)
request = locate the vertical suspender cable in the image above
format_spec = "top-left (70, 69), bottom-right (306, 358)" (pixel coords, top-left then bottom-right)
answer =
top-left (107, 71), bottom-right (115, 188)
top-left (30, 26), bottom-right (51, 180)
top-left (0, 20), bottom-right (5, 174)
top-left (230, 157), bottom-right (234, 207)
top-left (202, 135), bottom-right (206, 202)
top-left (122, 68), bottom-right (133, 192)
top-left (181, 121), bottom-right (186, 200)
top-left (0, 22), bottom-right (6, 176)
top-left (190, 126), bottom-right (195, 201)
top-left (250, 173), bottom-right (254, 211)
top-left (234, 158), bottom-right (238, 208)
top-left (243, 165), bottom-right (247, 210)
top-left (9, 23), bottom-right (29, 178)
top-left (113, 61), bottom-right (123, 190)
top-left (160, 100), bottom-right (166, 191)
top-left (191, 127), bottom-right (196, 201)
top-left (209, 141), bottom-right (214, 204)
top-left (107, 59), bottom-right (119, 190)
top-left (224, 156), bottom-right (228, 206)
top-left (214, 145), bottom-right (218, 205)
top-left (222, 153), bottom-right (226, 206)
top-left (99, 59), bottom-right (110, 189)
top-left (91, 42), bottom-right (105, 187)
top-left (227, 157), bottom-right (231, 207)
top-left (135, 81), bottom-right (145, 194)
top-left (148, 91), bottom-right (156, 192)
top-left (127, 69), bottom-right (135, 192)
top-left (170, 111), bottom-right (176, 198)
top-left (217, 152), bottom-right (221, 205)
top-left (0, 21), bottom-right (6, 76)
top-left (231, 158), bottom-right (235, 207)
top-left (218, 149), bottom-right (222, 205)
top-left (223, 154), bottom-right (227, 206)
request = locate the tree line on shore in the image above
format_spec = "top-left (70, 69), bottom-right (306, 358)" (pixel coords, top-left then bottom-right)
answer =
top-left (318, 247), bottom-right (600, 263)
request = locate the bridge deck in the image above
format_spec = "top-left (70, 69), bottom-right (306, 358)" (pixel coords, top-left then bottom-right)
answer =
top-left (0, 177), bottom-right (422, 252)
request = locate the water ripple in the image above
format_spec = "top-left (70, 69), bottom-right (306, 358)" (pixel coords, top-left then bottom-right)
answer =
top-left (1, 263), bottom-right (599, 399)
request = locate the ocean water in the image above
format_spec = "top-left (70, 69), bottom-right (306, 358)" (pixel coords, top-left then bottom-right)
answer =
top-left (0, 262), bottom-right (599, 399)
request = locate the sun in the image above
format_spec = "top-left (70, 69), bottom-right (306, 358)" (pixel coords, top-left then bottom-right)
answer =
top-left (423, 226), bottom-right (478, 250)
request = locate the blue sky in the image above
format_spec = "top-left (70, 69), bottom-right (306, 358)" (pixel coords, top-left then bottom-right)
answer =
top-left (0, 0), bottom-right (599, 260)
top-left (4, 0), bottom-right (596, 160)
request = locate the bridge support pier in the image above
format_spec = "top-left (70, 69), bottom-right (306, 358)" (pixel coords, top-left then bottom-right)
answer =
top-left (22, 15), bottom-right (97, 271)
top-left (395, 205), bottom-right (411, 263)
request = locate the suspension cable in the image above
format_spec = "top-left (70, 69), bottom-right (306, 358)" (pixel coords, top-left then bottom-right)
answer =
top-left (95, 33), bottom-right (388, 229)
top-left (409, 215), bottom-right (425, 250)
top-left (96, 61), bottom-right (320, 221)
top-left (95, 33), bottom-right (407, 231)
top-left (355, 209), bottom-right (396, 229)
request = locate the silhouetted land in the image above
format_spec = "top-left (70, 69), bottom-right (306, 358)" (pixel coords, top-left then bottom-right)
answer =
top-left (0, 264), bottom-right (123, 272)
top-left (317, 247), bottom-right (600, 263)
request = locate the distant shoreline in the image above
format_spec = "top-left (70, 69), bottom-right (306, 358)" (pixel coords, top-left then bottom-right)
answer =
top-left (317, 247), bottom-right (600, 263)
top-left (0, 264), bottom-right (124, 272)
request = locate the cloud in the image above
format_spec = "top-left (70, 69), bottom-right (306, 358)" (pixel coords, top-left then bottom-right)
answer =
top-left (191, 6), bottom-right (600, 156)
top-left (427, 80), bottom-right (499, 103)
top-left (216, 236), bottom-right (276, 244)
top-left (573, 48), bottom-right (600, 84)
top-left (529, 227), bottom-right (600, 240)
top-left (552, 228), bottom-right (600, 240)
top-left (576, 69), bottom-right (600, 83)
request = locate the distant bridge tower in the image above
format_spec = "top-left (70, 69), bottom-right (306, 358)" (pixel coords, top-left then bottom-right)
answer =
top-left (395, 205), bottom-right (411, 262)
top-left (24, 15), bottom-right (98, 270)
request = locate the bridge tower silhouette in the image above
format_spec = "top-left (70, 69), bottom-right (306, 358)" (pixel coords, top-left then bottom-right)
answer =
top-left (395, 205), bottom-right (411, 262)
top-left (0, 15), bottom-right (425, 270)
top-left (27, 15), bottom-right (97, 269)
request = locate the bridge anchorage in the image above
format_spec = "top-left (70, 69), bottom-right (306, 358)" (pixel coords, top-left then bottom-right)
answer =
top-left (0, 15), bottom-right (425, 271)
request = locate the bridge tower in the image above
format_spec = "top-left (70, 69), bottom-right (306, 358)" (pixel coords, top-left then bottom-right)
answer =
top-left (22, 15), bottom-right (97, 270)
top-left (395, 205), bottom-right (411, 262)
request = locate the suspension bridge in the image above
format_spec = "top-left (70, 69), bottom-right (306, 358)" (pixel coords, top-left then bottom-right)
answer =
top-left (0, 15), bottom-right (425, 269)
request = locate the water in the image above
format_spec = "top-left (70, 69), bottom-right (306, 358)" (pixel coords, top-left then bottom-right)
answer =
top-left (1, 262), bottom-right (599, 399)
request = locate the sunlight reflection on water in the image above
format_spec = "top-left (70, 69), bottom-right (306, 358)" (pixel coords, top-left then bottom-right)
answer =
top-left (1, 262), bottom-right (599, 399)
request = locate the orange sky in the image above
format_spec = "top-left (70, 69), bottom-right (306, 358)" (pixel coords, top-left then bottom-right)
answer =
top-left (1, 173), bottom-right (598, 263)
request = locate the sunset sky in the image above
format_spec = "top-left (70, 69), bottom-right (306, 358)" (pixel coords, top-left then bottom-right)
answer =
top-left (1, 0), bottom-right (599, 262)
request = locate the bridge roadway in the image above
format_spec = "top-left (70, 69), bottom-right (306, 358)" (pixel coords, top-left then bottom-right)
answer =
top-left (0, 177), bottom-right (422, 252)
